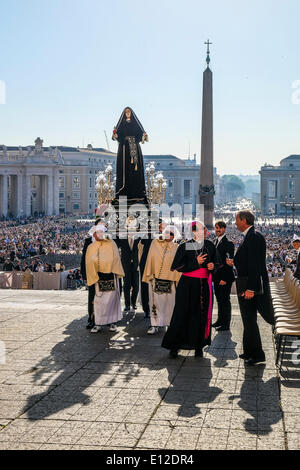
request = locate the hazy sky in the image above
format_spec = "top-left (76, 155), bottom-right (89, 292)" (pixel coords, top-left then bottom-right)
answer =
top-left (0, 0), bottom-right (300, 174)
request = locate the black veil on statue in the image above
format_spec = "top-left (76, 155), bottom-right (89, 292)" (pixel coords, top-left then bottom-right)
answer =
top-left (112, 107), bottom-right (149, 207)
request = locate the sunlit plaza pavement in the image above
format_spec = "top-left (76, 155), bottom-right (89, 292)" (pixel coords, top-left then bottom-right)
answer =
top-left (0, 289), bottom-right (299, 451)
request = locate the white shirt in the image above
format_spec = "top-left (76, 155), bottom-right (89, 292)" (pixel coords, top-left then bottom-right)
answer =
top-left (216, 234), bottom-right (226, 247)
top-left (242, 226), bottom-right (253, 237)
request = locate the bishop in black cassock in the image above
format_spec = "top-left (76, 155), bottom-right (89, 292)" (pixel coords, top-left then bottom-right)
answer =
top-left (161, 222), bottom-right (216, 358)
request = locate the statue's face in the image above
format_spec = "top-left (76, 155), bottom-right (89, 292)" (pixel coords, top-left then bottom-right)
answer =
top-left (125, 108), bottom-right (131, 120)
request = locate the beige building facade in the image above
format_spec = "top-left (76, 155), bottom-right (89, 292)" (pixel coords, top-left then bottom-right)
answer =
top-left (260, 155), bottom-right (300, 215)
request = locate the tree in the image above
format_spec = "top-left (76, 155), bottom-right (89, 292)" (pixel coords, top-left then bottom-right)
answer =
top-left (221, 175), bottom-right (245, 201)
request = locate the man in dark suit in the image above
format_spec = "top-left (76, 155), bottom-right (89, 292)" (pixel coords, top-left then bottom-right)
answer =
top-left (292, 234), bottom-right (300, 280)
top-left (227, 210), bottom-right (274, 366)
top-left (212, 220), bottom-right (235, 331)
top-left (117, 235), bottom-right (140, 312)
top-left (3, 258), bottom-right (14, 272)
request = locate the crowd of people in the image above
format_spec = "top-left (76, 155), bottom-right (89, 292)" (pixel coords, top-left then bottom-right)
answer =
top-left (1, 214), bottom-right (299, 280)
top-left (0, 216), bottom-right (91, 272)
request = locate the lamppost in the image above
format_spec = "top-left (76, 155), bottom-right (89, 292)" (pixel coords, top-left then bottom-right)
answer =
top-left (280, 195), bottom-right (289, 226)
top-left (280, 197), bottom-right (300, 232)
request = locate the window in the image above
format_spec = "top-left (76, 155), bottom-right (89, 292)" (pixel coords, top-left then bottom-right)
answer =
top-left (59, 176), bottom-right (65, 188)
top-left (289, 179), bottom-right (295, 200)
top-left (72, 170), bottom-right (80, 174)
top-left (89, 177), bottom-right (92, 188)
top-left (73, 204), bottom-right (79, 210)
top-left (59, 170), bottom-right (64, 174)
top-left (72, 176), bottom-right (80, 189)
top-left (72, 192), bottom-right (80, 199)
top-left (59, 192), bottom-right (65, 199)
top-left (168, 179), bottom-right (173, 188)
top-left (89, 192), bottom-right (92, 199)
top-left (184, 180), bottom-right (191, 198)
top-left (268, 180), bottom-right (277, 199)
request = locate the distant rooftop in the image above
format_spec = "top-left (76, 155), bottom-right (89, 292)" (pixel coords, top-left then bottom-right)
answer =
top-left (144, 155), bottom-right (180, 160)
top-left (0, 145), bottom-right (115, 154)
top-left (281, 154), bottom-right (300, 161)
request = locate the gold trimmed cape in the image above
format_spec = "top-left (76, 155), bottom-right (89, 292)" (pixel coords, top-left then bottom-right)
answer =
top-left (142, 239), bottom-right (181, 284)
top-left (86, 239), bottom-right (124, 287)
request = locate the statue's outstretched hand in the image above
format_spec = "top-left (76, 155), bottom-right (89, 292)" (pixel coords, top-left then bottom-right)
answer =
top-left (142, 132), bottom-right (148, 144)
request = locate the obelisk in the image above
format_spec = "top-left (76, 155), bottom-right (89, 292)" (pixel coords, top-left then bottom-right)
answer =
top-left (199, 40), bottom-right (214, 229)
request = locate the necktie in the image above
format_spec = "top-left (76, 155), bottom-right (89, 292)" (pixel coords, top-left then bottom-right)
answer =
top-left (129, 237), bottom-right (134, 250)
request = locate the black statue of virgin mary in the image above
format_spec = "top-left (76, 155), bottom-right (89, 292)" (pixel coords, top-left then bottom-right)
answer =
top-left (112, 107), bottom-right (149, 207)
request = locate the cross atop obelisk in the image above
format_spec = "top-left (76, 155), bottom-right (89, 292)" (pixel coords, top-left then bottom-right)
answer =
top-left (205, 39), bottom-right (212, 67)
top-left (199, 40), bottom-right (214, 229)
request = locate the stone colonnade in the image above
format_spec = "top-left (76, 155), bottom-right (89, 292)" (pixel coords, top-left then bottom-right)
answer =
top-left (0, 168), bottom-right (59, 217)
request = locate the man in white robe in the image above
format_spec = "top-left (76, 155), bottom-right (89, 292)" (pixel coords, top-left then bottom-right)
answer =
top-left (86, 224), bottom-right (124, 333)
top-left (142, 226), bottom-right (181, 334)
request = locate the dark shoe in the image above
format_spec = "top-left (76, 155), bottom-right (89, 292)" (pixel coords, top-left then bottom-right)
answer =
top-left (245, 357), bottom-right (266, 366)
top-left (169, 350), bottom-right (178, 359)
top-left (212, 321), bottom-right (221, 328)
top-left (239, 353), bottom-right (251, 360)
top-left (195, 349), bottom-right (203, 358)
top-left (215, 326), bottom-right (230, 332)
top-left (86, 321), bottom-right (94, 329)
top-left (132, 305), bottom-right (137, 310)
top-left (144, 312), bottom-right (150, 318)
top-left (124, 306), bottom-right (130, 312)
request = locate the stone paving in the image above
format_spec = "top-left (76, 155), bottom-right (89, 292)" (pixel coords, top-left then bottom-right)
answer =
top-left (0, 289), bottom-right (299, 450)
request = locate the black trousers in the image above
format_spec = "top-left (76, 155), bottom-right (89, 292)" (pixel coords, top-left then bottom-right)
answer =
top-left (88, 284), bottom-right (95, 323)
top-left (139, 263), bottom-right (150, 315)
top-left (238, 296), bottom-right (265, 360)
top-left (123, 265), bottom-right (139, 308)
top-left (214, 281), bottom-right (233, 328)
